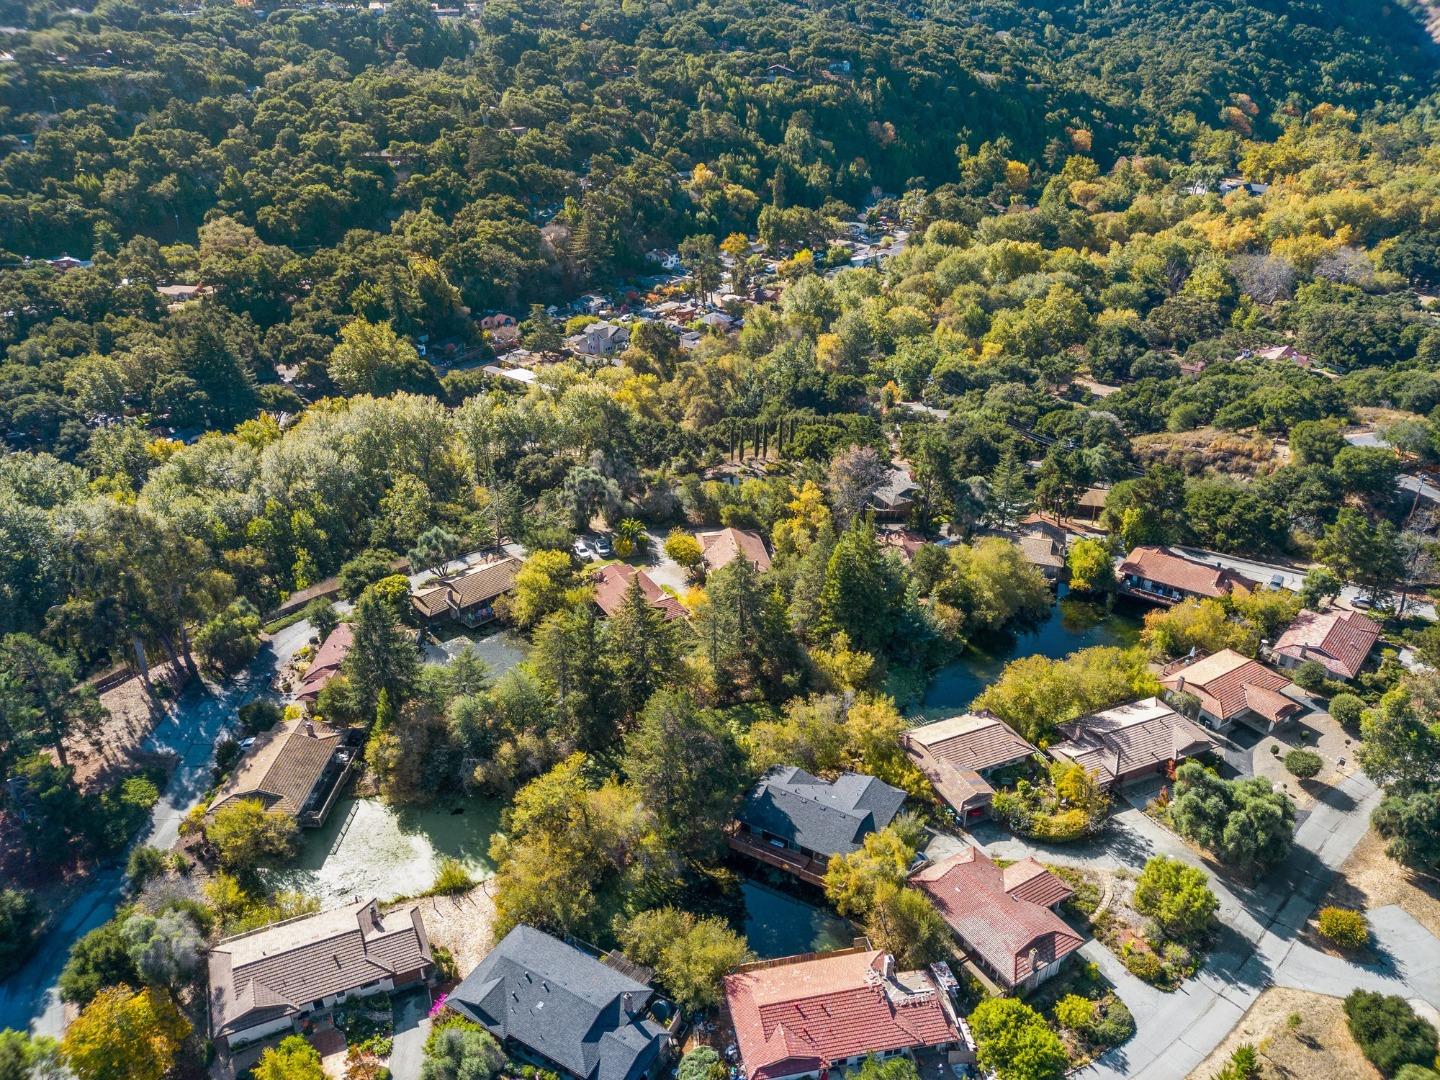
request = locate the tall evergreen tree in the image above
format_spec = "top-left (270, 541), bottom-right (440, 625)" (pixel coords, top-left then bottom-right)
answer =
top-left (817, 520), bottom-right (903, 654)
top-left (605, 574), bottom-right (679, 722)
top-left (986, 446), bottom-right (1031, 528)
top-left (345, 584), bottom-right (420, 708)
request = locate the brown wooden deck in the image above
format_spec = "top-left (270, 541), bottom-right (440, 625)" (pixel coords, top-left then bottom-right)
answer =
top-left (726, 832), bottom-right (828, 887)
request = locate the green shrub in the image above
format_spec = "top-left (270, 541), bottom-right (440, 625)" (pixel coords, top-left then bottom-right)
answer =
top-left (429, 858), bottom-right (476, 896)
top-left (1122, 947), bottom-right (1165, 983)
top-left (1284, 749), bottom-right (1323, 779)
top-left (1292, 659), bottom-right (1329, 693)
top-left (678, 1046), bottom-right (728, 1080)
top-left (432, 944), bottom-right (460, 983)
top-left (1317, 907), bottom-right (1369, 951)
top-left (238, 699), bottom-right (284, 735)
top-left (1344, 990), bottom-right (1438, 1075)
top-left (1330, 693), bottom-right (1365, 728)
top-left (126, 845), bottom-right (168, 888)
top-left (1087, 998), bottom-right (1136, 1047)
top-left (1053, 994), bottom-right (1096, 1031)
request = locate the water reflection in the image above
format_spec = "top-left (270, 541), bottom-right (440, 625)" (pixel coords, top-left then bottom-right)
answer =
top-left (740, 880), bottom-right (854, 958)
top-left (921, 589), bottom-right (1142, 717)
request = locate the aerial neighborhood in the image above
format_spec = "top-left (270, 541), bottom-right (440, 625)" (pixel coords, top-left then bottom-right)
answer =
top-left (4, 3), bottom-right (1440, 1080)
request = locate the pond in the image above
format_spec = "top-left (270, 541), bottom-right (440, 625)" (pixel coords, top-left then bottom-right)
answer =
top-left (739, 880), bottom-right (855, 959)
top-left (920, 589), bottom-right (1143, 718)
top-left (264, 793), bottom-right (502, 905)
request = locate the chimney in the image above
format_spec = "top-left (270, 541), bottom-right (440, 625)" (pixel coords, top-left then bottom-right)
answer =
top-left (622, 992), bottom-right (634, 1014)
top-left (304, 720), bottom-right (315, 737)
top-left (1175, 675), bottom-right (1185, 693)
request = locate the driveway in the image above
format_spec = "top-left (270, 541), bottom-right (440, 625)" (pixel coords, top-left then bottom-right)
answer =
top-left (931, 764), bottom-right (1402, 1080)
top-left (387, 986), bottom-right (434, 1080)
top-left (0, 632), bottom-right (306, 1037)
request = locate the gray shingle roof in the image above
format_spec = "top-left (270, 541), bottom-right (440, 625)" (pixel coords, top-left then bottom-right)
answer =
top-left (737, 767), bottom-right (906, 858)
top-left (449, 926), bottom-right (668, 1080)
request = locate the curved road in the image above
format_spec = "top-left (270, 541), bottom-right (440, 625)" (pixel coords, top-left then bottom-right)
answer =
top-left (0, 622), bottom-right (311, 1037)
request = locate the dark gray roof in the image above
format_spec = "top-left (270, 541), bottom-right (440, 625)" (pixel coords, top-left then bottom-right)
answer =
top-left (737, 767), bottom-right (907, 857)
top-left (449, 926), bottom-right (668, 1080)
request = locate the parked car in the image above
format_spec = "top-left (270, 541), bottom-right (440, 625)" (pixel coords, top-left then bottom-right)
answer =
top-left (572, 538), bottom-right (593, 560)
top-left (591, 534), bottom-right (613, 558)
top-left (1269, 573), bottom-right (1285, 590)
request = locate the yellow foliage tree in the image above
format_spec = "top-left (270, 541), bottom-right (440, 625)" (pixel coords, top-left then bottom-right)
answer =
top-left (61, 986), bottom-right (190, 1080)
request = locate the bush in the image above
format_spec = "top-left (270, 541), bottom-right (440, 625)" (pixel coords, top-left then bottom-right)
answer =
top-left (59, 920), bottom-right (138, 1005)
top-left (1344, 990), bottom-right (1438, 1075)
top-left (429, 858), bottom-right (476, 897)
top-left (126, 845), bottom-right (169, 888)
top-left (207, 798), bottom-right (298, 869)
top-left (678, 1046), bottom-right (728, 1080)
top-left (431, 944), bottom-right (459, 983)
top-left (1053, 994), bottom-right (1096, 1031)
top-left (238, 699), bottom-right (284, 735)
top-left (1318, 907), bottom-right (1369, 951)
top-left (1087, 998), bottom-right (1136, 1047)
top-left (1292, 659), bottom-right (1330, 693)
top-left (1284, 749), bottom-right (1324, 779)
top-left (1134, 855), bottom-right (1218, 941)
top-left (1122, 947), bottom-right (1165, 983)
top-left (1331, 693), bottom-right (1365, 728)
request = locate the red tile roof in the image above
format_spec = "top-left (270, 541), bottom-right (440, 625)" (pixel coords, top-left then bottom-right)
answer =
top-left (1273, 609), bottom-right (1381, 680)
top-left (1119, 547), bottom-right (1257, 598)
top-left (1049, 697), bottom-right (1214, 787)
top-left (1001, 858), bottom-right (1076, 909)
top-left (1161, 649), bottom-right (1301, 724)
top-left (592, 563), bottom-right (686, 621)
top-left (297, 623), bottom-right (353, 700)
top-left (910, 848), bottom-right (1084, 988)
top-left (723, 950), bottom-right (961, 1080)
top-left (698, 528), bottom-right (772, 573)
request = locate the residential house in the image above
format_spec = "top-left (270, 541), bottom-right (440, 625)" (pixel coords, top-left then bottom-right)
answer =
top-left (483, 364), bottom-right (536, 386)
top-left (698, 311), bottom-right (736, 332)
top-left (208, 898), bottom-right (432, 1049)
top-left (157, 283), bottom-right (209, 306)
top-left (591, 563), bottom-right (687, 621)
top-left (1161, 649), bottom-right (1304, 733)
top-left (1016, 533), bottom-right (1065, 584)
top-left (1271, 608), bottom-right (1381, 681)
top-left (1117, 546), bottom-right (1258, 606)
top-left (765, 62), bottom-right (796, 79)
top-left (47, 254), bottom-right (91, 271)
top-left (1072, 485), bottom-right (1110, 524)
top-left (901, 713), bottom-right (1038, 823)
top-left (447, 925), bottom-right (673, 1080)
top-left (569, 320), bottom-right (630, 357)
top-left (576, 294), bottom-right (609, 316)
top-left (910, 847), bottom-right (1084, 993)
top-left (729, 767), bottom-right (906, 886)
top-left (411, 556), bottom-right (522, 628)
top-left (207, 718), bottom-right (357, 829)
top-left (697, 527), bottom-right (771, 574)
top-left (297, 623), bottom-right (353, 704)
top-left (1047, 697), bottom-right (1214, 789)
top-left (1218, 178), bottom-right (1270, 197)
top-left (1255, 344), bottom-right (1312, 369)
top-left (479, 313), bottom-right (517, 332)
top-left (723, 948), bottom-right (971, 1080)
top-left (866, 467), bottom-right (918, 522)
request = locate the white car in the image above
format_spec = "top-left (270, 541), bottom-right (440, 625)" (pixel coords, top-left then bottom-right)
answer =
top-left (572, 538), bottom-right (594, 560)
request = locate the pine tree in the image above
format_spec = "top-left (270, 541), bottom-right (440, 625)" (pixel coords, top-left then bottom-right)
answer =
top-left (345, 585), bottom-right (420, 705)
top-left (605, 575), bottom-right (678, 722)
top-left (986, 445), bottom-right (1031, 528)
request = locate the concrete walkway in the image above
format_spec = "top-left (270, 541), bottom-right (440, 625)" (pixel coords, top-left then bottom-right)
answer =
top-left (0, 631), bottom-right (306, 1038)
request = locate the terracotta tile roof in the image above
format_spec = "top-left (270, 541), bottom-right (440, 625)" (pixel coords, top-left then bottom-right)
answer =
top-left (1000, 858), bottom-right (1074, 908)
top-left (209, 899), bottom-right (431, 1039)
top-left (1273, 609), bottom-right (1381, 680)
top-left (1049, 697), bottom-right (1214, 787)
top-left (903, 713), bottom-right (1038, 774)
top-left (723, 950), bottom-right (960, 1080)
top-left (592, 563), bottom-right (686, 621)
top-left (910, 848), bottom-right (1084, 987)
top-left (1161, 649), bottom-right (1302, 724)
top-left (208, 719), bottom-right (343, 817)
top-left (297, 623), bottom-right (353, 699)
top-left (1119, 546), bottom-right (1257, 598)
top-left (411, 557), bottom-right (521, 620)
top-left (698, 528), bottom-right (772, 573)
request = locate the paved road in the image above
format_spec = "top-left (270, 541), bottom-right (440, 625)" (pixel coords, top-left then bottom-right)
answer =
top-left (0, 633), bottom-right (305, 1038)
top-left (934, 763), bottom-right (1416, 1080)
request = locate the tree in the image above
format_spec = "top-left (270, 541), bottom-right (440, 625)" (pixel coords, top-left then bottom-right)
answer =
top-left (679, 234), bottom-right (723, 303)
top-left (698, 554), bottom-right (796, 699)
top-left (616, 908), bottom-right (753, 1012)
top-left (255, 1036), bottom-right (326, 1080)
top-left (60, 986), bottom-right (189, 1080)
top-left (327, 317), bottom-right (423, 395)
top-left (974, 646), bottom-right (1160, 744)
top-left (1357, 681), bottom-right (1440, 788)
top-left (817, 520), bottom-right (903, 654)
top-left (193, 599), bottom-right (262, 674)
top-left (1168, 763), bottom-right (1294, 874)
top-left (509, 550), bottom-right (582, 628)
top-left (1373, 788), bottom-right (1440, 871)
top-left (409, 526), bottom-right (462, 579)
top-left (677, 1046), bottom-right (728, 1080)
top-left (302, 598), bottom-right (340, 641)
top-left (345, 581), bottom-right (420, 705)
top-left (0, 888), bottom-right (40, 977)
top-left (826, 445), bottom-right (888, 526)
top-left (59, 922), bottom-right (139, 1006)
top-left (0, 633), bottom-right (106, 768)
top-left (1317, 507), bottom-right (1405, 604)
top-left (1298, 566), bottom-right (1344, 610)
top-left (1034, 448), bottom-right (1090, 523)
top-left (0, 1030), bottom-right (61, 1080)
top-left (985, 446), bottom-right (1031, 528)
top-left (1067, 537), bottom-right (1114, 593)
top-left (206, 798), bottom-right (298, 869)
top-left (664, 530), bottom-right (704, 576)
top-left (420, 1023), bottom-right (506, 1080)
top-left (605, 575), bottom-right (680, 720)
top-left (120, 910), bottom-right (203, 991)
top-left (1344, 990), bottom-right (1439, 1076)
top-left (1133, 855), bottom-right (1218, 940)
top-left (969, 997), bottom-right (1068, 1080)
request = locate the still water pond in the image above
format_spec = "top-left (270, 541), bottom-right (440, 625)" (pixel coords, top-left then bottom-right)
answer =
top-left (920, 589), bottom-right (1142, 718)
top-left (264, 794), bottom-right (502, 905)
top-left (740, 880), bottom-right (854, 958)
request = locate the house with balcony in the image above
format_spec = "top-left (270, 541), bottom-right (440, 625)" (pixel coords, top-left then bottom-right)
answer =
top-left (207, 718), bottom-right (357, 829)
top-left (1117, 546), bottom-right (1257, 606)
